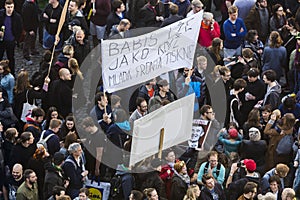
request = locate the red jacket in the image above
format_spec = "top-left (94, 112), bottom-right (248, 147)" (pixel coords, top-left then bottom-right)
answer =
top-left (198, 21), bottom-right (221, 47)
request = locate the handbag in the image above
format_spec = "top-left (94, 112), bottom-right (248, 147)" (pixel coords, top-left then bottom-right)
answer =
top-left (21, 90), bottom-right (37, 122)
top-left (85, 176), bottom-right (111, 200)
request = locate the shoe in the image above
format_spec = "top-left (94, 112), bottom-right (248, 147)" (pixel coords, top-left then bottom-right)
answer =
top-left (25, 60), bottom-right (33, 65)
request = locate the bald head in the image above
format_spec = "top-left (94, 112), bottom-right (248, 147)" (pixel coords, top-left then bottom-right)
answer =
top-left (75, 29), bottom-right (85, 44)
top-left (12, 163), bottom-right (23, 180)
top-left (59, 68), bottom-right (72, 81)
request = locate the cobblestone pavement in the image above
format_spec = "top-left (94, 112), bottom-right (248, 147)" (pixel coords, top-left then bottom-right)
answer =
top-left (14, 42), bottom-right (44, 77)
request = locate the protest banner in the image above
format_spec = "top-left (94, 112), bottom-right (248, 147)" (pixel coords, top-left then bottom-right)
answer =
top-left (101, 12), bottom-right (202, 93)
top-left (129, 94), bottom-right (195, 166)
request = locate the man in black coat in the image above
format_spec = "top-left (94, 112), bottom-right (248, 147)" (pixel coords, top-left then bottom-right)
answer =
top-left (44, 152), bottom-right (68, 199)
top-left (49, 68), bottom-right (73, 118)
top-left (0, 0), bottom-right (22, 75)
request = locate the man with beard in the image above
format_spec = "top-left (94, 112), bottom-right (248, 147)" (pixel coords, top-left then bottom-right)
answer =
top-left (2, 163), bottom-right (24, 200)
top-left (129, 97), bottom-right (148, 127)
top-left (16, 169), bottom-right (38, 200)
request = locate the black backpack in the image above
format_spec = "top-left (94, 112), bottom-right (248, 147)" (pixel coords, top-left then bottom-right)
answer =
top-left (109, 174), bottom-right (123, 200)
top-left (204, 162), bottom-right (221, 177)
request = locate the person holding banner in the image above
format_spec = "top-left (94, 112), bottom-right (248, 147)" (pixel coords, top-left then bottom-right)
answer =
top-left (176, 67), bottom-right (203, 117)
top-left (90, 92), bottom-right (113, 132)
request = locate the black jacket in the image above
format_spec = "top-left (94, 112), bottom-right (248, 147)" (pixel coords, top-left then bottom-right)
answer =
top-left (170, 174), bottom-right (188, 200)
top-left (22, 0), bottom-right (39, 31)
top-left (199, 182), bottom-right (226, 200)
top-left (0, 9), bottom-right (22, 41)
top-left (44, 162), bottom-right (65, 199)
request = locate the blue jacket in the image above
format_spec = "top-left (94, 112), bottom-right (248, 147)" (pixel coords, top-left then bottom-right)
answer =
top-left (223, 18), bottom-right (247, 49)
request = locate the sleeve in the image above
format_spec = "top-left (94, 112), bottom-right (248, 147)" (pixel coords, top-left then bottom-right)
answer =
top-left (261, 173), bottom-right (270, 193)
top-left (237, 20), bottom-right (247, 38)
top-left (264, 122), bottom-right (279, 136)
top-left (176, 77), bottom-right (190, 98)
top-left (217, 165), bottom-right (225, 185)
top-left (197, 163), bottom-right (206, 183)
top-left (211, 22), bottom-right (221, 39)
top-left (16, 192), bottom-right (27, 200)
top-left (269, 17), bottom-right (277, 32)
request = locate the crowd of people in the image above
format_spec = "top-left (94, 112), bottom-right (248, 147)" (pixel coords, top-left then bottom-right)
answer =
top-left (0, 0), bottom-right (300, 199)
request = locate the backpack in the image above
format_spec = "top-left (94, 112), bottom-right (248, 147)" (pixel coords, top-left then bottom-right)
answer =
top-left (204, 162), bottom-right (221, 177)
top-left (276, 134), bottom-right (294, 155)
top-left (36, 130), bottom-right (55, 151)
top-left (109, 174), bottom-right (123, 199)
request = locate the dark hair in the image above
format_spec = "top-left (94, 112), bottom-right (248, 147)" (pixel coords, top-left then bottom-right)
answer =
top-left (64, 132), bottom-right (78, 149)
top-left (202, 173), bottom-right (214, 184)
top-left (24, 169), bottom-right (34, 179)
top-left (44, 107), bottom-right (59, 130)
top-left (52, 186), bottom-right (66, 197)
top-left (79, 188), bottom-right (90, 196)
top-left (112, 0), bottom-right (123, 11)
top-left (246, 30), bottom-right (258, 42)
top-left (4, 128), bottom-right (17, 143)
top-left (261, 104), bottom-right (272, 113)
top-left (17, 132), bottom-right (32, 144)
top-left (242, 48), bottom-right (254, 59)
top-left (247, 68), bottom-right (259, 77)
top-left (144, 188), bottom-right (156, 199)
top-left (243, 182), bottom-right (257, 194)
top-left (200, 105), bottom-right (212, 115)
top-left (136, 97), bottom-right (146, 107)
top-left (233, 78), bottom-right (247, 91)
top-left (70, 0), bottom-right (80, 7)
top-left (208, 38), bottom-right (222, 62)
top-left (162, 148), bottom-right (175, 159)
top-left (283, 96), bottom-right (296, 110)
top-left (269, 175), bottom-right (281, 184)
top-left (5, 0), bottom-right (14, 5)
top-left (130, 190), bottom-right (143, 200)
top-left (94, 92), bottom-right (105, 105)
top-left (31, 107), bottom-right (45, 118)
top-left (262, 70), bottom-right (277, 82)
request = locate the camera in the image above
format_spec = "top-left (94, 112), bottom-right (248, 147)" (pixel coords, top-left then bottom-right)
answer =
top-left (237, 161), bottom-right (245, 168)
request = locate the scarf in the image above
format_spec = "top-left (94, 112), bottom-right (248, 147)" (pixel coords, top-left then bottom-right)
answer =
top-left (174, 170), bottom-right (190, 186)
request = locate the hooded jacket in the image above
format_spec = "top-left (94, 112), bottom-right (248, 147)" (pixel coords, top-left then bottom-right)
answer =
top-left (263, 81), bottom-right (281, 110)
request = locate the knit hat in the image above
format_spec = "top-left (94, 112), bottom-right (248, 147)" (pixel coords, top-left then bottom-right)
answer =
top-left (228, 128), bottom-right (238, 139)
top-left (192, 0), bottom-right (203, 8)
top-left (174, 160), bottom-right (185, 173)
top-left (244, 159), bottom-right (256, 172)
top-left (53, 152), bottom-right (65, 165)
top-left (249, 127), bottom-right (261, 141)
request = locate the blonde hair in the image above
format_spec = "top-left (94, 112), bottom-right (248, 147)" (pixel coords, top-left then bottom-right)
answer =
top-left (68, 58), bottom-right (83, 80)
top-left (183, 185), bottom-right (200, 200)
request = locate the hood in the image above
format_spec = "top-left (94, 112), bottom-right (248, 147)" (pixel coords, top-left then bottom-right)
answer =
top-left (26, 116), bottom-right (36, 123)
top-left (75, 10), bottom-right (84, 18)
top-left (57, 53), bottom-right (69, 63)
top-left (269, 81), bottom-right (281, 94)
top-left (44, 162), bottom-right (61, 172)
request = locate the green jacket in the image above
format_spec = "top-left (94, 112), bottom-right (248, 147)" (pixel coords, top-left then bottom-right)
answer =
top-left (16, 182), bottom-right (38, 200)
